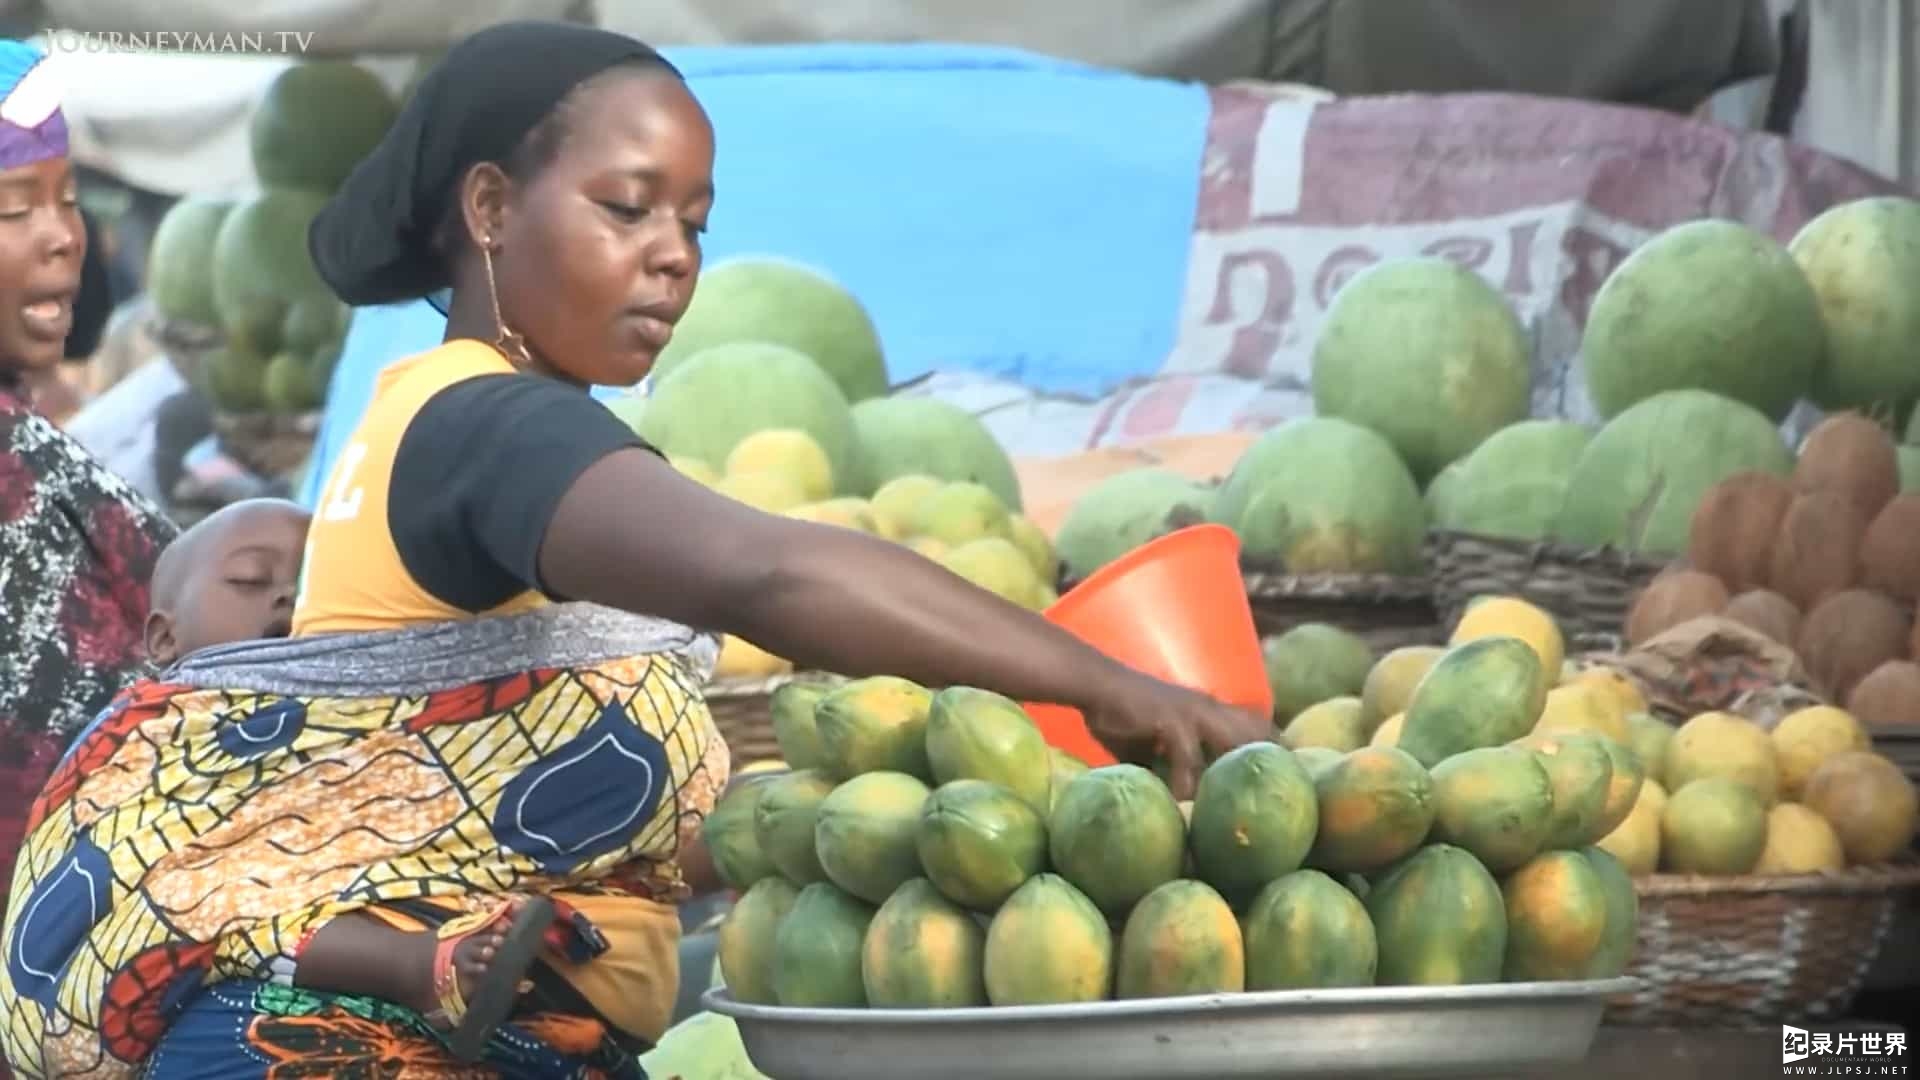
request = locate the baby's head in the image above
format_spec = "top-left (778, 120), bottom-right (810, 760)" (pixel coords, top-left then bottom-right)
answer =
top-left (145, 498), bottom-right (311, 667)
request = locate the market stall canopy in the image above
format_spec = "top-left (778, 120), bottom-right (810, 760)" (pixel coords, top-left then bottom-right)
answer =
top-left (1, 0), bottom-right (582, 55)
top-left (12, 0), bottom-right (1773, 105)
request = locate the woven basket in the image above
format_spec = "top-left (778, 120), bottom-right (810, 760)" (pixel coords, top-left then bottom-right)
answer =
top-left (211, 410), bottom-right (322, 479)
top-left (1870, 729), bottom-right (1920, 805)
top-left (1426, 529), bottom-right (1667, 642)
top-left (1607, 860), bottom-right (1920, 1027)
top-left (704, 671), bottom-right (841, 767)
top-left (1240, 567), bottom-right (1442, 652)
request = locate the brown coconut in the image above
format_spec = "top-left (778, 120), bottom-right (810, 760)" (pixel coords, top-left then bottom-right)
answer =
top-left (1846, 660), bottom-right (1920, 728)
top-left (1859, 493), bottom-right (1920, 602)
top-left (1624, 568), bottom-right (1730, 646)
top-left (1767, 490), bottom-right (1868, 612)
top-left (1792, 412), bottom-right (1900, 522)
top-left (1685, 472), bottom-right (1796, 593)
top-left (1796, 588), bottom-right (1912, 703)
top-left (1722, 588), bottom-right (1802, 647)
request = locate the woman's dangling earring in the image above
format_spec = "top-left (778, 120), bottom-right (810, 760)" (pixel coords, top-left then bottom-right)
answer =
top-left (480, 237), bottom-right (532, 368)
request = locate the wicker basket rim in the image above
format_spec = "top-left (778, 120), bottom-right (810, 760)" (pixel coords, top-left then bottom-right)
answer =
top-left (1634, 858), bottom-right (1920, 898)
top-left (1425, 527), bottom-right (1670, 570)
top-left (1239, 568), bottom-right (1434, 603)
top-left (704, 670), bottom-right (844, 699)
top-left (1057, 566), bottom-right (1435, 604)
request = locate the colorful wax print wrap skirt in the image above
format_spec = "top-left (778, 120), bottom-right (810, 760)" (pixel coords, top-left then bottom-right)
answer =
top-left (0, 604), bottom-right (729, 1079)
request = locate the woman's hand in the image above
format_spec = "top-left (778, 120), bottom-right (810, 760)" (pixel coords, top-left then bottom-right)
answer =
top-left (1082, 671), bottom-right (1271, 799)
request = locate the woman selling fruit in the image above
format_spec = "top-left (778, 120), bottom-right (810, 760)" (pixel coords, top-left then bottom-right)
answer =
top-left (0, 21), bottom-right (1262, 1078)
top-left (0, 36), bottom-right (176, 993)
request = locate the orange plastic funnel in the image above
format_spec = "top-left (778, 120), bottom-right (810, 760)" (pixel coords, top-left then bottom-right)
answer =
top-left (1024, 524), bottom-right (1270, 766)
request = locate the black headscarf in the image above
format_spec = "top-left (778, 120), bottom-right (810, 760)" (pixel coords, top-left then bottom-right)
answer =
top-left (308, 21), bottom-right (680, 308)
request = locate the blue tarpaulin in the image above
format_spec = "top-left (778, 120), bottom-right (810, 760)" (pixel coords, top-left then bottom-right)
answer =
top-left (301, 43), bottom-right (1208, 507)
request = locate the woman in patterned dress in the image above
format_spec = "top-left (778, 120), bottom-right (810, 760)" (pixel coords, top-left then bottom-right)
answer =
top-left (0, 35), bottom-right (174, 977)
top-left (0, 23), bottom-right (1264, 1079)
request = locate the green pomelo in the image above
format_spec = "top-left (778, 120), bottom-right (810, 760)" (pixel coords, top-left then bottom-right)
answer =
top-left (1188, 743), bottom-right (1319, 904)
top-left (1366, 844), bottom-right (1508, 986)
top-left (702, 775), bottom-right (779, 890)
top-left (1055, 468), bottom-right (1215, 581)
top-left (638, 342), bottom-right (859, 493)
top-left (769, 680), bottom-right (834, 771)
top-left (1116, 879), bottom-right (1246, 998)
top-left (1788, 197), bottom-right (1920, 411)
top-left (1660, 776), bottom-right (1768, 875)
top-left (1049, 765), bottom-right (1187, 914)
top-left (916, 779), bottom-right (1047, 912)
top-left (250, 61), bottom-right (397, 192)
top-left (1455, 419), bottom-right (1595, 485)
top-left (861, 878), bottom-right (988, 1007)
top-left (1424, 461), bottom-right (1466, 528)
top-left (210, 188), bottom-right (334, 355)
top-left (146, 196), bottom-right (233, 327)
top-left (814, 771), bottom-right (932, 905)
top-left (1311, 257), bottom-right (1532, 481)
top-left (982, 874), bottom-right (1113, 1005)
top-left (655, 256), bottom-right (889, 403)
top-left (1552, 389), bottom-right (1793, 554)
top-left (1399, 637), bottom-right (1547, 768)
top-left (849, 396), bottom-right (1021, 508)
top-left (716, 876), bottom-right (798, 1004)
top-left (1582, 219), bottom-right (1823, 421)
top-left (1243, 869), bottom-right (1378, 989)
top-left (1210, 417), bottom-right (1426, 574)
top-left (1263, 623), bottom-right (1376, 721)
top-left (773, 883), bottom-right (875, 1007)
top-left (813, 676), bottom-right (934, 781)
top-left (1437, 418), bottom-right (1593, 539)
top-left (924, 687), bottom-right (1051, 813)
top-left (1625, 713), bottom-right (1675, 778)
top-left (1446, 477), bottom-right (1575, 541)
top-left (1428, 746), bottom-right (1557, 873)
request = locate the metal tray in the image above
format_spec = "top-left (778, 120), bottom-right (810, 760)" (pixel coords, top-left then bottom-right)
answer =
top-left (702, 978), bottom-right (1637, 1080)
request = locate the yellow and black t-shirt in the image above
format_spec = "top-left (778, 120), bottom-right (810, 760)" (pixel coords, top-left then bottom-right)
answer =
top-left (293, 340), bottom-right (647, 635)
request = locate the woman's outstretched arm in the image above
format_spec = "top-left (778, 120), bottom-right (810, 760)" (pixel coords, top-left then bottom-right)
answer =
top-left (538, 447), bottom-right (1264, 796)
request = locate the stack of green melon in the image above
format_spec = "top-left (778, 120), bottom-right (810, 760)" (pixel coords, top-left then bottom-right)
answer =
top-left (706, 648), bottom-right (1640, 1012)
top-left (616, 257), bottom-right (1026, 502)
top-left (148, 61), bottom-right (397, 417)
top-left (1185, 196), bottom-right (1920, 566)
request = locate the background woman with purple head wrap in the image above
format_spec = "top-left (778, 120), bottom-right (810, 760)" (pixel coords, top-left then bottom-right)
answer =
top-left (0, 38), bottom-right (175, 1025)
